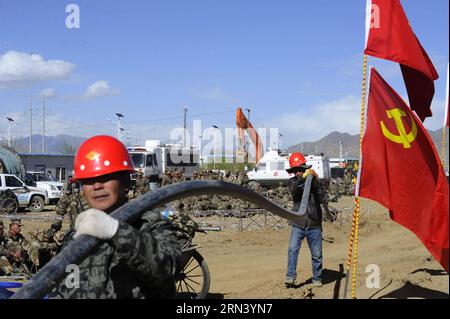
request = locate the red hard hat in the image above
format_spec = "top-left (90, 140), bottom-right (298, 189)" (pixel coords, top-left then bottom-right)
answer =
top-left (286, 152), bottom-right (311, 173)
top-left (73, 135), bottom-right (134, 180)
top-left (289, 152), bottom-right (307, 168)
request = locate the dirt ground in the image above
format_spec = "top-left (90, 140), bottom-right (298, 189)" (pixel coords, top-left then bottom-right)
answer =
top-left (2, 196), bottom-right (448, 299)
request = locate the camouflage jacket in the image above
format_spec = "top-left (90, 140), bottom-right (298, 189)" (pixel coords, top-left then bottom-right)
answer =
top-left (56, 193), bottom-right (89, 230)
top-left (49, 210), bottom-right (181, 299)
top-left (22, 233), bottom-right (59, 268)
top-left (134, 177), bottom-right (150, 196)
top-left (5, 233), bottom-right (25, 248)
top-left (0, 255), bottom-right (31, 277)
top-left (169, 213), bottom-right (200, 248)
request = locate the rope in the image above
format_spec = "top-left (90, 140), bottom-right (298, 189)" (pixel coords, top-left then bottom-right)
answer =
top-left (351, 197), bottom-right (361, 299)
top-left (343, 54), bottom-right (367, 299)
top-left (441, 127), bottom-right (447, 172)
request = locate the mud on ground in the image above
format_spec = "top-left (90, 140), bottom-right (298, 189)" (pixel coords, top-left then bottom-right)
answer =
top-left (2, 197), bottom-right (448, 299)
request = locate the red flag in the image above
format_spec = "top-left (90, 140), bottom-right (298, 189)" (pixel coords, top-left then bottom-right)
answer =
top-left (358, 68), bottom-right (449, 273)
top-left (364, 0), bottom-right (439, 122)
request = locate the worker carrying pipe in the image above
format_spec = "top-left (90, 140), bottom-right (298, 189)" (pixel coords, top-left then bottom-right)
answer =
top-left (284, 152), bottom-right (324, 288)
top-left (12, 136), bottom-right (309, 299)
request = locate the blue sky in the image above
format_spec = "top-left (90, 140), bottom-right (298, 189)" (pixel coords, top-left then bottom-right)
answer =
top-left (0, 0), bottom-right (448, 151)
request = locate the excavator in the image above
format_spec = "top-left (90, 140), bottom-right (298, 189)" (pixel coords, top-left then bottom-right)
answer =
top-left (236, 107), bottom-right (264, 163)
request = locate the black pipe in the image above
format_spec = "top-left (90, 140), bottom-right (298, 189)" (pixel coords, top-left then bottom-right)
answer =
top-left (298, 174), bottom-right (313, 215)
top-left (12, 180), bottom-right (306, 299)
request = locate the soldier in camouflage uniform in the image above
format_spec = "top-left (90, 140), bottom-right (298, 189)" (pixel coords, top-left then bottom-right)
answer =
top-left (23, 229), bottom-right (60, 272)
top-left (0, 220), bottom-right (7, 256)
top-left (56, 181), bottom-right (89, 231)
top-left (237, 171), bottom-right (249, 186)
top-left (176, 170), bottom-right (185, 183)
top-left (5, 219), bottom-right (25, 248)
top-left (0, 244), bottom-right (32, 278)
top-left (134, 171), bottom-right (150, 198)
top-left (49, 135), bottom-right (181, 299)
top-left (49, 220), bottom-right (65, 247)
top-left (327, 179), bottom-right (341, 202)
top-left (162, 170), bottom-right (172, 186)
top-left (166, 213), bottom-right (201, 249)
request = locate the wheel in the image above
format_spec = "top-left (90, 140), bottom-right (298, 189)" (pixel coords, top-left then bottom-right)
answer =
top-left (28, 196), bottom-right (44, 212)
top-left (175, 250), bottom-right (210, 299)
top-left (0, 198), bottom-right (19, 214)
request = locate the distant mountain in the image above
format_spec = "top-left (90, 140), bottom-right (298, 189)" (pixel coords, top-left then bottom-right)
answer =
top-left (288, 131), bottom-right (359, 158)
top-left (4, 128), bottom-right (449, 159)
top-left (7, 134), bottom-right (86, 154)
top-left (287, 128), bottom-right (449, 159)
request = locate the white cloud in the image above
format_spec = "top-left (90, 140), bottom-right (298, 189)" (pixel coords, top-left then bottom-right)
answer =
top-left (423, 98), bottom-right (447, 131)
top-left (270, 95), bottom-right (362, 144)
top-left (270, 93), bottom-right (447, 147)
top-left (40, 88), bottom-right (57, 98)
top-left (0, 51), bottom-right (75, 89)
top-left (80, 80), bottom-right (119, 99)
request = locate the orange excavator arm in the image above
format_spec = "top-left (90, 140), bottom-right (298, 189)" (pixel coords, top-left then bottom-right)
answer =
top-left (236, 107), bottom-right (263, 162)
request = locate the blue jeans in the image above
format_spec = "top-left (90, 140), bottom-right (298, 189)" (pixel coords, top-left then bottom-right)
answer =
top-left (286, 225), bottom-right (323, 282)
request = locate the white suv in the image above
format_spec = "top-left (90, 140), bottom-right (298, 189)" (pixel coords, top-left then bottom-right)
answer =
top-left (0, 174), bottom-right (49, 213)
top-left (25, 171), bottom-right (63, 205)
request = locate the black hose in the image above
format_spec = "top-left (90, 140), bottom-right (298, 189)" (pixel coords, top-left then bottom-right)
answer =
top-left (11, 180), bottom-right (306, 299)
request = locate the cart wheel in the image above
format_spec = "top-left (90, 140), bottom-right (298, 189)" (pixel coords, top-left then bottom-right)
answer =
top-left (0, 198), bottom-right (19, 214)
top-left (175, 250), bottom-right (210, 299)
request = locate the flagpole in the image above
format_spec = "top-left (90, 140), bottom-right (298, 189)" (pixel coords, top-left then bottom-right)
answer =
top-left (343, 54), bottom-right (368, 299)
top-left (441, 63), bottom-right (449, 172)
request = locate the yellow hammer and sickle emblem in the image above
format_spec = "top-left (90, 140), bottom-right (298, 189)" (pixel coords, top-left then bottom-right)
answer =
top-left (380, 108), bottom-right (417, 149)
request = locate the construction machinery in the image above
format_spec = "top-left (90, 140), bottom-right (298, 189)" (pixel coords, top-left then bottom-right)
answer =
top-left (236, 107), bottom-right (264, 163)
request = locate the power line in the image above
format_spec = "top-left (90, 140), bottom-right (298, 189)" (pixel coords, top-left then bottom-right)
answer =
top-left (32, 110), bottom-right (236, 134)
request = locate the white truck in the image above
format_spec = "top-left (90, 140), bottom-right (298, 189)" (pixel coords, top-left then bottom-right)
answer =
top-left (127, 140), bottom-right (200, 183)
top-left (0, 174), bottom-right (49, 212)
top-left (247, 150), bottom-right (331, 186)
top-left (25, 171), bottom-right (63, 205)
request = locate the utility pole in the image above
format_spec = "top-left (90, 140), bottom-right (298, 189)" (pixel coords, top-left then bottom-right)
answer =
top-left (119, 127), bottom-right (127, 143)
top-left (212, 125), bottom-right (219, 170)
top-left (183, 107), bottom-right (188, 146)
top-left (6, 118), bottom-right (14, 147)
top-left (339, 140), bottom-right (343, 167)
top-left (279, 133), bottom-right (283, 152)
top-left (42, 94), bottom-right (46, 153)
top-left (115, 113), bottom-right (124, 141)
top-left (29, 95), bottom-right (33, 154)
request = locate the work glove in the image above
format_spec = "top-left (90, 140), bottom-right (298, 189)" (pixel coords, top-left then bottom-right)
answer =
top-left (302, 168), bottom-right (318, 179)
top-left (74, 208), bottom-right (119, 240)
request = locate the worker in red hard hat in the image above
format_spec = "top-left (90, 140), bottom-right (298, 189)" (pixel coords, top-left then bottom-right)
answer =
top-left (285, 152), bottom-right (324, 288)
top-left (49, 135), bottom-right (181, 299)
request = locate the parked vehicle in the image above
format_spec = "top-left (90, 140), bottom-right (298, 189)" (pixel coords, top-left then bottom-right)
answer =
top-left (0, 174), bottom-right (49, 213)
top-left (25, 171), bottom-right (63, 205)
top-left (127, 140), bottom-right (200, 183)
top-left (247, 150), bottom-right (331, 186)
